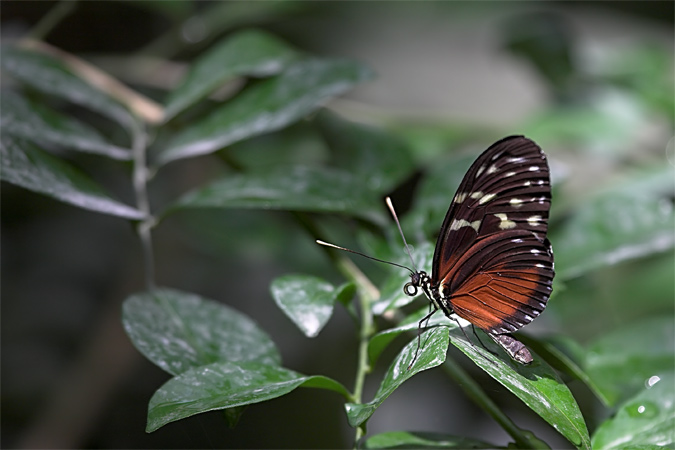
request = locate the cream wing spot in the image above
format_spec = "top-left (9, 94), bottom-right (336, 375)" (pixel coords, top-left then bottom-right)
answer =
top-left (509, 198), bottom-right (523, 208)
top-left (494, 213), bottom-right (516, 230)
top-left (450, 219), bottom-right (482, 232)
top-left (486, 164), bottom-right (498, 174)
top-left (470, 191), bottom-right (483, 199)
top-left (527, 215), bottom-right (542, 226)
top-left (479, 193), bottom-right (496, 205)
top-left (454, 192), bottom-right (468, 203)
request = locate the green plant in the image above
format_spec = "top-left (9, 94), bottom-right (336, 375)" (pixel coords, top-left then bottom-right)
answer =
top-left (2, 3), bottom-right (673, 449)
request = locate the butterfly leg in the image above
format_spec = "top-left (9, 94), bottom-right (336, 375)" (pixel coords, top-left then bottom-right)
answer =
top-left (471, 325), bottom-right (499, 358)
top-left (407, 306), bottom-right (438, 370)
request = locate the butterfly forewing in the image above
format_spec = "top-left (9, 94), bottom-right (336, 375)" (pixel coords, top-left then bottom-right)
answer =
top-left (432, 136), bottom-right (551, 282)
top-left (432, 136), bottom-right (554, 335)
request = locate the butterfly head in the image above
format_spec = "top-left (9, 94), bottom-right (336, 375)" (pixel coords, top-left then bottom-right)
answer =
top-left (404, 270), bottom-right (431, 297)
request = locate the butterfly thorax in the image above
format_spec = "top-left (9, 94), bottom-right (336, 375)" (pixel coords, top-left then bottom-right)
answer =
top-left (404, 271), bottom-right (455, 317)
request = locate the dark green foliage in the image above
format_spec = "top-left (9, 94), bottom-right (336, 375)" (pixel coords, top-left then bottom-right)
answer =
top-left (2, 7), bottom-right (672, 449)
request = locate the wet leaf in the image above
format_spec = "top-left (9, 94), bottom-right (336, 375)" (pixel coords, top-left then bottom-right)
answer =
top-left (1, 46), bottom-right (135, 129)
top-left (0, 135), bottom-right (143, 219)
top-left (592, 371), bottom-right (674, 449)
top-left (122, 288), bottom-right (280, 376)
top-left (363, 431), bottom-right (493, 449)
top-left (585, 316), bottom-right (675, 406)
top-left (147, 361), bottom-right (350, 432)
top-left (450, 328), bottom-right (591, 449)
top-left (270, 274), bottom-right (353, 337)
top-left (551, 166), bottom-right (674, 280)
top-left (316, 110), bottom-right (415, 194)
top-left (164, 29), bottom-right (300, 120)
top-left (170, 165), bottom-right (387, 225)
top-left (345, 327), bottom-right (449, 427)
top-left (156, 58), bottom-right (373, 166)
top-left (1, 89), bottom-right (130, 160)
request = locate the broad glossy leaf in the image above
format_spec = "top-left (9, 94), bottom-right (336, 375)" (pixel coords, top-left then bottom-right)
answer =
top-left (585, 316), bottom-right (674, 406)
top-left (551, 166), bottom-right (674, 280)
top-left (345, 327), bottom-right (449, 427)
top-left (170, 165), bottom-right (387, 225)
top-left (122, 288), bottom-right (280, 376)
top-left (156, 58), bottom-right (373, 166)
top-left (363, 431), bottom-right (493, 449)
top-left (315, 110), bottom-right (414, 194)
top-left (147, 361), bottom-right (350, 432)
top-left (1, 90), bottom-right (130, 160)
top-left (270, 274), bottom-right (353, 338)
top-left (1, 46), bottom-right (135, 129)
top-left (547, 252), bottom-right (672, 343)
top-left (522, 334), bottom-right (612, 406)
top-left (368, 307), bottom-right (457, 367)
top-left (450, 328), bottom-right (591, 449)
top-left (164, 29), bottom-right (300, 120)
top-left (0, 135), bottom-right (144, 219)
top-left (591, 371), bottom-right (674, 449)
top-left (450, 329), bottom-right (591, 449)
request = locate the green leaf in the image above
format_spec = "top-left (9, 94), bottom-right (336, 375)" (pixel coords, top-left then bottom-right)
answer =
top-left (170, 165), bottom-right (387, 225)
top-left (346, 327), bottom-right (449, 427)
top-left (147, 361), bottom-right (350, 432)
top-left (585, 316), bottom-right (675, 406)
top-left (156, 57), bottom-right (374, 166)
top-left (0, 135), bottom-right (144, 219)
top-left (1, 46), bottom-right (135, 130)
top-left (1, 89), bottom-right (131, 160)
top-left (450, 328), bottom-right (591, 449)
top-left (591, 371), bottom-right (675, 449)
top-left (164, 29), bottom-right (300, 120)
top-left (522, 334), bottom-right (612, 406)
top-left (122, 288), bottom-right (280, 376)
top-left (368, 307), bottom-right (457, 367)
top-left (316, 110), bottom-right (415, 194)
top-left (551, 166), bottom-right (674, 280)
top-left (270, 274), bottom-right (352, 338)
top-left (363, 431), bottom-right (494, 449)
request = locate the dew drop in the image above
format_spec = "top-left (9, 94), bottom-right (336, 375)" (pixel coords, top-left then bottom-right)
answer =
top-left (626, 401), bottom-right (659, 418)
top-left (646, 375), bottom-right (661, 388)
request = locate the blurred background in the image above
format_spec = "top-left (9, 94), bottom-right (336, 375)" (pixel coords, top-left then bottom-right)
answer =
top-left (2, 1), bottom-right (673, 448)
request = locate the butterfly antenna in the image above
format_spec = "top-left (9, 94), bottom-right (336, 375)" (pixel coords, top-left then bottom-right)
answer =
top-left (316, 240), bottom-right (414, 275)
top-left (385, 197), bottom-right (419, 273)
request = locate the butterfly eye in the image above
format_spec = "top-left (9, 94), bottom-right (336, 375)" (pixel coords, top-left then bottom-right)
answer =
top-left (404, 282), bottom-right (418, 297)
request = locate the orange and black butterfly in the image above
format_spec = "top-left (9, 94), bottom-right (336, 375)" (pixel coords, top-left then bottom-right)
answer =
top-left (320, 136), bottom-right (554, 364)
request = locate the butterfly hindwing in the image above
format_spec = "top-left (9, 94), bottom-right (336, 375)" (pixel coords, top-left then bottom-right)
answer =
top-left (442, 230), bottom-right (554, 333)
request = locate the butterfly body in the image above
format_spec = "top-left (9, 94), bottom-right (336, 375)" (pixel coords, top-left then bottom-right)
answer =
top-left (405, 135), bottom-right (554, 364)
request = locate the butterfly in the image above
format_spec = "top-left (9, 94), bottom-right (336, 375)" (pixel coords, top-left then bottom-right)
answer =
top-left (319, 135), bottom-right (554, 364)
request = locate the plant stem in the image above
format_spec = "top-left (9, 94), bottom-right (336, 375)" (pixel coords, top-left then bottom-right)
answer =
top-left (335, 256), bottom-right (377, 446)
top-left (29, 0), bottom-right (78, 41)
top-left (131, 121), bottom-right (156, 291)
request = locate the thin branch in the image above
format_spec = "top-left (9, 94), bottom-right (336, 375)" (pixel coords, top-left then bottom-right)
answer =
top-left (131, 122), bottom-right (156, 291)
top-left (28, 0), bottom-right (78, 41)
